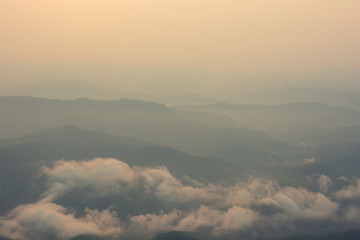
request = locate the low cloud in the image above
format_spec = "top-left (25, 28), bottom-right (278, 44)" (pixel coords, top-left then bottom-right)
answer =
top-left (223, 178), bottom-right (338, 220)
top-left (317, 175), bottom-right (333, 193)
top-left (41, 158), bottom-right (214, 206)
top-left (303, 157), bottom-right (316, 164)
top-left (128, 210), bottom-right (181, 237)
top-left (0, 201), bottom-right (122, 240)
top-left (343, 206), bottom-right (360, 223)
top-left (335, 178), bottom-right (360, 199)
top-left (306, 174), bottom-right (333, 193)
top-left (128, 205), bottom-right (257, 237)
top-left (0, 158), bottom-right (346, 240)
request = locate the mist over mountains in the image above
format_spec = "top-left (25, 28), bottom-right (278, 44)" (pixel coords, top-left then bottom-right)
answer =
top-left (176, 102), bottom-right (360, 143)
top-left (0, 77), bottom-right (360, 240)
top-left (1, 64), bottom-right (360, 240)
top-left (1, 65), bottom-right (360, 102)
top-left (227, 87), bottom-right (360, 111)
top-left (2, 0), bottom-right (360, 238)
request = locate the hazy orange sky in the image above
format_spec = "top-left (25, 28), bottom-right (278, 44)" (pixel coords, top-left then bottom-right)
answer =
top-left (1, 0), bottom-right (360, 72)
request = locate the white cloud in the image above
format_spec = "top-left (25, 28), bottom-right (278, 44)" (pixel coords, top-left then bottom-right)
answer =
top-left (335, 178), bottom-right (360, 199)
top-left (129, 205), bottom-right (257, 236)
top-left (0, 158), bottom-right (344, 239)
top-left (303, 157), bottom-right (316, 164)
top-left (41, 158), bottom-right (215, 206)
top-left (0, 201), bottom-right (122, 240)
top-left (128, 210), bottom-right (181, 237)
top-left (41, 159), bottom-right (338, 220)
top-left (267, 188), bottom-right (337, 219)
top-left (317, 175), bottom-right (333, 193)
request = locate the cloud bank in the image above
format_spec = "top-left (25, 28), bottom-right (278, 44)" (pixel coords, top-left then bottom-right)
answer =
top-left (335, 178), bottom-right (360, 199)
top-left (0, 158), bottom-right (356, 240)
top-left (0, 201), bottom-right (122, 240)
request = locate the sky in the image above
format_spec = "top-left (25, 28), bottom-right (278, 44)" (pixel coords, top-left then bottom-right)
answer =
top-left (1, 0), bottom-right (360, 73)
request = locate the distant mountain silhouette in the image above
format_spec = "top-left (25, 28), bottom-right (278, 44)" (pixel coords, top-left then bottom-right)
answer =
top-left (0, 96), bottom-right (288, 160)
top-left (227, 87), bottom-right (360, 111)
top-left (177, 102), bottom-right (360, 143)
